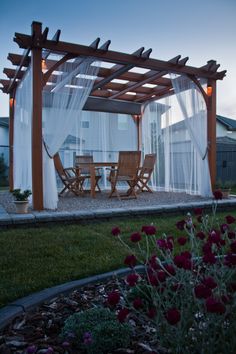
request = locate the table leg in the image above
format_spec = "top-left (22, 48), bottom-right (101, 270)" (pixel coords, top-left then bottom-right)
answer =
top-left (90, 164), bottom-right (96, 198)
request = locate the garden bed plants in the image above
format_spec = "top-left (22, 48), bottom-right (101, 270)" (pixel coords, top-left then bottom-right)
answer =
top-left (1, 193), bottom-right (236, 353)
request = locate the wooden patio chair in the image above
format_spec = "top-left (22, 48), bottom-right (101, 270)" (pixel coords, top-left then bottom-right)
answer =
top-left (74, 155), bottom-right (102, 192)
top-left (53, 153), bottom-right (84, 196)
top-left (108, 151), bottom-right (141, 200)
top-left (136, 153), bottom-right (156, 193)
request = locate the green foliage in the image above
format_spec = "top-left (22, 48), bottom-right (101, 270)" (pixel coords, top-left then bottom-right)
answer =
top-left (11, 188), bottom-right (32, 201)
top-left (61, 307), bottom-right (131, 353)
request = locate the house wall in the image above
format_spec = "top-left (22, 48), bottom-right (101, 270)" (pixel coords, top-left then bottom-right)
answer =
top-left (216, 122), bottom-right (236, 139)
top-left (0, 125), bottom-right (9, 165)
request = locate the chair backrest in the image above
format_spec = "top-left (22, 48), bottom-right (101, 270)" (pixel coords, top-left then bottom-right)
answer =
top-left (117, 151), bottom-right (141, 177)
top-left (53, 153), bottom-right (68, 182)
top-left (140, 154), bottom-right (156, 177)
top-left (75, 155), bottom-right (93, 174)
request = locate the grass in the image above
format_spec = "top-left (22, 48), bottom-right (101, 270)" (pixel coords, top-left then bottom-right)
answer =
top-left (0, 210), bottom-right (235, 308)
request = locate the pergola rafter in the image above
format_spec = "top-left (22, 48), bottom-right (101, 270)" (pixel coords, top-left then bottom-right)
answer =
top-left (0, 21), bottom-right (226, 210)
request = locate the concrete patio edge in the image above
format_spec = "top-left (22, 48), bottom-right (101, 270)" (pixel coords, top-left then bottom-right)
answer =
top-left (0, 266), bottom-right (144, 331)
top-left (0, 198), bottom-right (236, 227)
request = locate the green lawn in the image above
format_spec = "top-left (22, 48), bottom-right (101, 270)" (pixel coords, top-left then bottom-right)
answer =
top-left (0, 210), bottom-right (235, 308)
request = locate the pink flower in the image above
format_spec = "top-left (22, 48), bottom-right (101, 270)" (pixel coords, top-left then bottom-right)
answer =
top-left (213, 189), bottom-right (223, 200)
top-left (133, 297), bottom-right (143, 309)
top-left (117, 308), bottom-right (129, 322)
top-left (202, 277), bottom-right (217, 289)
top-left (126, 273), bottom-right (139, 286)
top-left (165, 308), bottom-right (181, 325)
top-left (196, 231), bottom-right (206, 240)
top-left (194, 208), bottom-right (203, 215)
top-left (111, 227), bottom-right (121, 236)
top-left (194, 284), bottom-right (212, 299)
top-left (107, 291), bottom-right (120, 306)
top-left (177, 237), bottom-right (187, 246)
top-left (205, 297), bottom-right (226, 314)
top-left (225, 215), bottom-right (236, 224)
top-left (230, 241), bottom-right (236, 253)
top-left (141, 225), bottom-right (157, 235)
top-left (124, 254), bottom-right (137, 268)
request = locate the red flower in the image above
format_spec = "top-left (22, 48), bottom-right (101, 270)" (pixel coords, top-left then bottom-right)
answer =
top-left (165, 308), bottom-right (181, 325)
top-left (147, 307), bottom-right (157, 318)
top-left (225, 253), bottom-right (236, 266)
top-left (213, 189), bottom-right (223, 200)
top-left (164, 264), bottom-right (176, 276)
top-left (133, 297), bottom-right (143, 309)
top-left (148, 255), bottom-right (160, 270)
top-left (107, 291), bottom-right (120, 306)
top-left (225, 215), bottom-right (236, 224)
top-left (141, 225), bottom-right (156, 235)
top-left (194, 284), bottom-right (212, 299)
top-left (230, 241), bottom-right (236, 253)
top-left (126, 273), bottom-right (139, 287)
top-left (124, 254), bottom-right (137, 268)
top-left (205, 297), bottom-right (226, 314)
top-left (203, 252), bottom-right (216, 264)
top-left (157, 270), bottom-right (166, 282)
top-left (111, 227), bottom-right (121, 236)
top-left (181, 251), bottom-right (192, 259)
top-left (208, 230), bottom-right (221, 244)
top-left (176, 220), bottom-right (186, 231)
top-left (220, 223), bottom-right (229, 234)
top-left (228, 231), bottom-right (236, 239)
top-left (202, 277), bottom-right (217, 289)
top-left (173, 254), bottom-right (192, 270)
top-left (117, 308), bottom-right (129, 322)
top-left (202, 242), bottom-right (212, 254)
top-left (171, 283), bottom-right (182, 292)
top-left (130, 232), bottom-right (142, 243)
top-left (177, 237), bottom-right (187, 246)
top-left (194, 208), bottom-right (203, 215)
top-left (196, 231), bottom-right (206, 240)
top-left (148, 274), bottom-right (159, 286)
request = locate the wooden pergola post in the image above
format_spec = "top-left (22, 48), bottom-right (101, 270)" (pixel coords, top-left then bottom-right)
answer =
top-left (207, 79), bottom-right (217, 189)
top-left (132, 114), bottom-right (142, 151)
top-left (31, 21), bottom-right (43, 210)
top-left (9, 91), bottom-right (15, 191)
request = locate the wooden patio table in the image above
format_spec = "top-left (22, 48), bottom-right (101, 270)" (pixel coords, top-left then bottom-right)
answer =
top-left (75, 162), bottom-right (118, 198)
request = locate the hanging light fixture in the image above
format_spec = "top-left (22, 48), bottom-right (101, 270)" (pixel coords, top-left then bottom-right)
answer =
top-left (206, 84), bottom-right (213, 97)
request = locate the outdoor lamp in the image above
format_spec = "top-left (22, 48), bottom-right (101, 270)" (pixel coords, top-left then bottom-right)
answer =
top-left (41, 59), bottom-right (47, 70)
top-left (207, 85), bottom-right (213, 97)
top-left (9, 97), bottom-right (14, 108)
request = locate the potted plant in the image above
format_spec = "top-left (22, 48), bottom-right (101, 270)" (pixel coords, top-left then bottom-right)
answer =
top-left (214, 179), bottom-right (232, 198)
top-left (11, 189), bottom-right (32, 214)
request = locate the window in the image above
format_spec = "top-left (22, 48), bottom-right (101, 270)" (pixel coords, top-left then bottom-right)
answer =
top-left (81, 121), bottom-right (89, 128)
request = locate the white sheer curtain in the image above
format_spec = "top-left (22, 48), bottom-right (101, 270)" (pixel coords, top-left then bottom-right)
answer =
top-left (13, 66), bottom-right (32, 192)
top-left (170, 74), bottom-right (212, 196)
top-left (42, 57), bottom-right (100, 209)
top-left (60, 111), bottom-right (137, 190)
top-left (142, 83), bottom-right (212, 197)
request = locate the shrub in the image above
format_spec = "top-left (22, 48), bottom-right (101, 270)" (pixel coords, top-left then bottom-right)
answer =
top-left (61, 307), bottom-right (131, 353)
top-left (11, 188), bottom-right (32, 201)
top-left (111, 201), bottom-right (236, 354)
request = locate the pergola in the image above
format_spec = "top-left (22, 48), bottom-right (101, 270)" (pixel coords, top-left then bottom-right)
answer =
top-left (0, 21), bottom-right (226, 210)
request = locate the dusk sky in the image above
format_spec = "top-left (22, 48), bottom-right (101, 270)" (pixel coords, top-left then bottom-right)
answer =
top-left (0, 0), bottom-right (235, 118)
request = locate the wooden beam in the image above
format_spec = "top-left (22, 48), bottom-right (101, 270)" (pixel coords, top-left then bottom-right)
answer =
top-left (207, 79), bottom-right (217, 190)
top-left (31, 21), bottom-right (44, 210)
top-left (7, 48), bottom-right (30, 93)
top-left (13, 32), bottom-right (226, 80)
top-left (9, 91), bottom-right (15, 191)
top-left (84, 96), bottom-right (142, 114)
top-left (109, 70), bottom-right (167, 99)
top-left (92, 64), bottom-right (134, 91)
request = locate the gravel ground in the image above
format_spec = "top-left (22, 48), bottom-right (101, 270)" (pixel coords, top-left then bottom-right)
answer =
top-left (0, 190), bottom-right (211, 214)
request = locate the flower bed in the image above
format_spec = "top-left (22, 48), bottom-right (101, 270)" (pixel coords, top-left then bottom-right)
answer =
top-left (1, 194), bottom-right (236, 353)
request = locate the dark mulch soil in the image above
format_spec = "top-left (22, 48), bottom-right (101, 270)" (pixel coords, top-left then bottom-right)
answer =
top-left (0, 277), bottom-right (164, 354)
